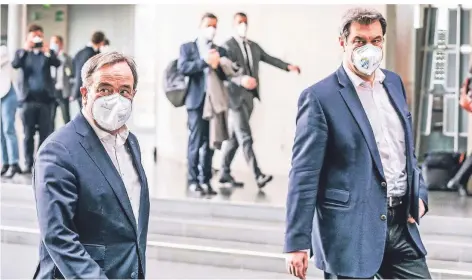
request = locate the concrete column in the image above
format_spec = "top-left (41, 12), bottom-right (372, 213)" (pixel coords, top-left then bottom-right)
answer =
top-left (7, 4), bottom-right (23, 59)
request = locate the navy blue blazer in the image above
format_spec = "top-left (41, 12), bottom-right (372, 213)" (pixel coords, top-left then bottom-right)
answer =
top-left (284, 66), bottom-right (428, 278)
top-left (178, 40), bottom-right (228, 110)
top-left (33, 113), bottom-right (150, 279)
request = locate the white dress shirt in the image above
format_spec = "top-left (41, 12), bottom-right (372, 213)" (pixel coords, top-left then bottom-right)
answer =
top-left (83, 110), bottom-right (142, 225)
top-left (234, 36), bottom-right (254, 71)
top-left (342, 62), bottom-right (407, 197)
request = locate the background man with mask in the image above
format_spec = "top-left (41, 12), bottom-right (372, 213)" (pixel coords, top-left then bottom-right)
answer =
top-left (219, 12), bottom-right (301, 189)
top-left (284, 8), bottom-right (431, 280)
top-left (72, 31), bottom-right (106, 109)
top-left (33, 51), bottom-right (150, 279)
top-left (178, 12), bottom-right (228, 196)
top-left (50, 35), bottom-right (73, 129)
top-left (12, 24), bottom-right (60, 174)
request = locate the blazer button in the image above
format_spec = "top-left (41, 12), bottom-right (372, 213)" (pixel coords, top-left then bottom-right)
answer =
top-left (380, 214), bottom-right (387, 221)
top-left (381, 182), bottom-right (387, 187)
top-left (131, 272), bottom-right (137, 279)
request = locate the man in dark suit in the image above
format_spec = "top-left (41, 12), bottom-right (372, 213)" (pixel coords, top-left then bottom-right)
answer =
top-left (11, 24), bottom-right (61, 174)
top-left (284, 8), bottom-right (431, 280)
top-left (50, 35), bottom-right (73, 129)
top-left (71, 31), bottom-right (106, 109)
top-left (178, 12), bottom-right (229, 196)
top-left (33, 52), bottom-right (150, 279)
top-left (219, 12), bottom-right (300, 189)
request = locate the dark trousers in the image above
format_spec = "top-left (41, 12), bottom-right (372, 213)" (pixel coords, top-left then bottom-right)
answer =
top-left (451, 154), bottom-right (472, 185)
top-left (221, 100), bottom-right (261, 178)
top-left (51, 90), bottom-right (71, 130)
top-left (187, 104), bottom-right (213, 185)
top-left (20, 101), bottom-right (54, 168)
top-left (324, 205), bottom-right (431, 279)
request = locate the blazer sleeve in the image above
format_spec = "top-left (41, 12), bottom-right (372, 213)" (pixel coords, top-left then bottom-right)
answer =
top-left (257, 43), bottom-right (290, 71)
top-left (34, 140), bottom-right (108, 279)
top-left (178, 43), bottom-right (208, 76)
top-left (223, 42), bottom-right (244, 86)
top-left (398, 76), bottom-right (429, 214)
top-left (11, 49), bottom-right (27, 69)
top-left (284, 89), bottom-right (328, 253)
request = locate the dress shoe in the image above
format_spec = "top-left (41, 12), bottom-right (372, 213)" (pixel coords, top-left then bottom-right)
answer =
top-left (188, 183), bottom-right (205, 194)
top-left (1, 164), bottom-right (10, 176)
top-left (3, 164), bottom-right (21, 179)
top-left (22, 166), bottom-right (33, 174)
top-left (219, 174), bottom-right (244, 188)
top-left (201, 183), bottom-right (218, 195)
top-left (256, 174), bottom-right (273, 189)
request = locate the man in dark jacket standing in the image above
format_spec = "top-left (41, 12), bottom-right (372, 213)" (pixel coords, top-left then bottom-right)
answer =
top-left (11, 24), bottom-right (60, 174)
top-left (71, 31), bottom-right (106, 108)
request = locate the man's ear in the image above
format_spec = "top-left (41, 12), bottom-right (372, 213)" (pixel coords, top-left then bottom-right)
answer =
top-left (80, 86), bottom-right (88, 105)
top-left (339, 36), bottom-right (345, 49)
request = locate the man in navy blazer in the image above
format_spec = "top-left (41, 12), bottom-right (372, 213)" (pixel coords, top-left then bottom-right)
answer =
top-left (284, 8), bottom-right (431, 279)
top-left (178, 12), bottom-right (231, 196)
top-left (33, 52), bottom-right (150, 279)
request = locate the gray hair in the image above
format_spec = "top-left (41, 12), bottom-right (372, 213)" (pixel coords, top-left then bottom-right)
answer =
top-left (81, 51), bottom-right (138, 90)
top-left (340, 8), bottom-right (387, 40)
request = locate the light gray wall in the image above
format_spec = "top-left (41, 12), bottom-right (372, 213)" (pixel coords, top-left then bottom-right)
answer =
top-left (1, 5), bottom-right (8, 43)
top-left (67, 5), bottom-right (135, 57)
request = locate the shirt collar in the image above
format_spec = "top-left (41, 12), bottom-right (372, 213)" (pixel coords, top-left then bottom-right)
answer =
top-left (342, 61), bottom-right (385, 87)
top-left (86, 42), bottom-right (100, 52)
top-left (234, 36), bottom-right (248, 45)
top-left (82, 109), bottom-right (130, 146)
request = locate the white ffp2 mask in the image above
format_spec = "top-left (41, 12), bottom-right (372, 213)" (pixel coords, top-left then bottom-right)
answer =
top-left (92, 93), bottom-right (132, 131)
top-left (351, 44), bottom-right (383, 76)
top-left (236, 23), bottom-right (247, 38)
top-left (202, 26), bottom-right (216, 41)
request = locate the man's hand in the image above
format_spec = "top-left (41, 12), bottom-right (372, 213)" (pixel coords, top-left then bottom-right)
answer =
top-left (288, 65), bottom-right (301, 74)
top-left (42, 42), bottom-right (50, 54)
top-left (241, 75), bottom-right (258, 90)
top-left (285, 251), bottom-right (308, 280)
top-left (23, 40), bottom-right (33, 51)
top-left (205, 49), bottom-right (220, 69)
top-left (408, 198), bottom-right (426, 224)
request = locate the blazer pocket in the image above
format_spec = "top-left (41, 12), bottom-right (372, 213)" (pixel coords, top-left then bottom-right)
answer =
top-left (83, 244), bottom-right (106, 268)
top-left (322, 188), bottom-right (350, 208)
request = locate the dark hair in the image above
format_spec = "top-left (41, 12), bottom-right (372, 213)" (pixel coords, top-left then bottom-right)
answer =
top-left (104, 39), bottom-right (110, 46)
top-left (28, 24), bottom-right (43, 33)
top-left (53, 35), bottom-right (64, 44)
top-left (234, 12), bottom-right (247, 19)
top-left (91, 31), bottom-right (106, 44)
top-left (340, 8), bottom-right (387, 39)
top-left (201, 12), bottom-right (217, 22)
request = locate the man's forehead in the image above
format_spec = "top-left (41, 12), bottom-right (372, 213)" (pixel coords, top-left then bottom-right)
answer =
top-left (349, 21), bottom-right (383, 38)
top-left (92, 63), bottom-right (134, 83)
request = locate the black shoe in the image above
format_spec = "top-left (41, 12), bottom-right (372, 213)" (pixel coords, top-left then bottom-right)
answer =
top-left (1, 164), bottom-right (10, 176)
top-left (187, 183), bottom-right (205, 196)
top-left (3, 164), bottom-right (21, 179)
top-left (22, 166), bottom-right (32, 174)
top-left (219, 174), bottom-right (244, 188)
top-left (256, 174), bottom-right (273, 189)
top-left (201, 183), bottom-right (218, 195)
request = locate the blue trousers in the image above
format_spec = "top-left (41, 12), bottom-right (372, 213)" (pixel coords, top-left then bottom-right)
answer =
top-left (1, 85), bottom-right (19, 165)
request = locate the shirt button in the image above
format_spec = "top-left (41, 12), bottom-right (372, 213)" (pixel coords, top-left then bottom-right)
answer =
top-left (381, 182), bottom-right (387, 187)
top-left (380, 214), bottom-right (387, 221)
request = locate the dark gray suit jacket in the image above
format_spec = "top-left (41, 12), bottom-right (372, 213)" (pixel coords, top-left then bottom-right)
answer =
top-left (33, 113), bottom-right (150, 279)
top-left (53, 52), bottom-right (74, 99)
top-left (223, 37), bottom-right (290, 109)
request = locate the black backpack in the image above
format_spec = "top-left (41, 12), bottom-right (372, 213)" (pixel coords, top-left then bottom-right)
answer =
top-left (163, 59), bottom-right (188, 107)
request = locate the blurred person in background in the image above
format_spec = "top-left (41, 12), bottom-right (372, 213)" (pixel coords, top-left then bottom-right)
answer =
top-left (219, 12), bottom-right (301, 189)
top-left (50, 35), bottom-right (73, 129)
top-left (72, 31), bottom-right (106, 109)
top-left (284, 8), bottom-right (431, 279)
top-left (178, 12), bottom-right (227, 196)
top-left (101, 38), bottom-right (111, 53)
top-left (0, 45), bottom-right (21, 178)
top-left (11, 24), bottom-right (60, 174)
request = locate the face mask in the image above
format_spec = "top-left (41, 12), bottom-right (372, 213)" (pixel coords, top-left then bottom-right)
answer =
top-left (202, 26), bottom-right (216, 41)
top-left (351, 44), bottom-right (383, 76)
top-left (50, 43), bottom-right (59, 53)
top-left (236, 23), bottom-right (247, 38)
top-left (100, 46), bottom-right (110, 53)
top-left (92, 93), bottom-right (132, 131)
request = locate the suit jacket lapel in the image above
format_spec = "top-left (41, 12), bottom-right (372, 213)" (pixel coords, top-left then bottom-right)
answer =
top-left (126, 134), bottom-right (149, 238)
top-left (75, 114), bottom-right (138, 235)
top-left (336, 66), bottom-right (385, 180)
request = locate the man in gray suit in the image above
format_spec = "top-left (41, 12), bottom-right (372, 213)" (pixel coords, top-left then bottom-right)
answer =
top-left (219, 12), bottom-right (301, 189)
top-left (50, 35), bottom-right (73, 128)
